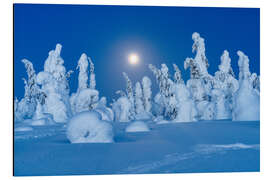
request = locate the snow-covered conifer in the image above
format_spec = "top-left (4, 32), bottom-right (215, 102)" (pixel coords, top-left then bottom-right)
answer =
top-left (134, 82), bottom-right (144, 115)
top-left (88, 57), bottom-right (96, 90)
top-left (213, 50), bottom-right (239, 119)
top-left (173, 83), bottom-right (197, 122)
top-left (233, 51), bottom-right (259, 121)
top-left (37, 44), bottom-right (72, 122)
top-left (141, 76), bottom-right (152, 113)
top-left (123, 72), bottom-right (135, 119)
top-left (77, 53), bottom-right (88, 91)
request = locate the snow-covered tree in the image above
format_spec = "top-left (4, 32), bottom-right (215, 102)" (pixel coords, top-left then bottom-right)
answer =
top-left (37, 44), bottom-right (72, 123)
top-left (232, 51), bottom-right (260, 121)
top-left (149, 64), bottom-right (177, 120)
top-left (88, 57), bottom-right (96, 90)
top-left (134, 82), bottom-right (144, 115)
top-left (123, 72), bottom-right (135, 119)
top-left (16, 59), bottom-right (40, 121)
top-left (184, 32), bottom-right (215, 120)
top-left (77, 53), bottom-right (88, 91)
top-left (141, 76), bottom-right (152, 113)
top-left (70, 53), bottom-right (99, 114)
top-left (213, 50), bottom-right (239, 119)
top-left (112, 96), bottom-right (132, 122)
top-left (173, 64), bottom-right (184, 84)
top-left (172, 83), bottom-right (198, 122)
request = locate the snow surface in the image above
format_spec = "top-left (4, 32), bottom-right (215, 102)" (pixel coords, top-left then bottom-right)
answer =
top-left (125, 121), bottom-right (150, 132)
top-left (14, 120), bottom-right (259, 176)
top-left (66, 111), bottom-right (114, 143)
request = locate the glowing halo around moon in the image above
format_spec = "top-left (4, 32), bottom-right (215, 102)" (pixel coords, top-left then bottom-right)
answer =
top-left (128, 53), bottom-right (139, 65)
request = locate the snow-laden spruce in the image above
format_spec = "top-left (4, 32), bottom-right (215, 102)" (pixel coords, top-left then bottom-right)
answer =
top-left (213, 50), bottom-right (239, 120)
top-left (172, 83), bottom-right (198, 122)
top-left (70, 53), bottom-right (102, 115)
top-left (15, 59), bottom-right (39, 122)
top-left (149, 64), bottom-right (177, 120)
top-left (232, 51), bottom-right (260, 121)
top-left (66, 111), bottom-right (114, 143)
top-left (184, 32), bottom-right (215, 120)
top-left (125, 121), bottom-right (150, 132)
top-left (141, 76), bottom-right (152, 113)
top-left (36, 44), bottom-right (72, 123)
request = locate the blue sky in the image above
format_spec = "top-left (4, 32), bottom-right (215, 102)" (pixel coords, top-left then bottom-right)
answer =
top-left (14, 4), bottom-right (260, 102)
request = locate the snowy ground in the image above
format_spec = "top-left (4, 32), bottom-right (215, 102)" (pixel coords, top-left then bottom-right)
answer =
top-left (14, 120), bottom-right (260, 176)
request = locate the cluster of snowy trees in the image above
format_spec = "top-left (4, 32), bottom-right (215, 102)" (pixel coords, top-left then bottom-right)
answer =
top-left (15, 44), bottom-right (113, 126)
top-left (15, 32), bottom-right (260, 127)
top-left (112, 32), bottom-right (259, 122)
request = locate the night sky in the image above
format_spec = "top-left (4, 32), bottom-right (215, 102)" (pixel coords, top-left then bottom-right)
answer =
top-left (14, 4), bottom-right (260, 102)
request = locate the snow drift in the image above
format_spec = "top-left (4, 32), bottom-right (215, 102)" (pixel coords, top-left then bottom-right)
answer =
top-left (125, 121), bottom-right (150, 132)
top-left (66, 111), bottom-right (114, 143)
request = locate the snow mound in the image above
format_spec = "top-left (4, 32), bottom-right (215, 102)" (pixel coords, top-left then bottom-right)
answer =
top-left (125, 121), bottom-right (150, 132)
top-left (66, 111), bottom-right (114, 143)
top-left (14, 126), bottom-right (33, 132)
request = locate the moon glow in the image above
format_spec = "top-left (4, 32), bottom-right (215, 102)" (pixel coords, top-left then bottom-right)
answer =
top-left (128, 53), bottom-right (139, 65)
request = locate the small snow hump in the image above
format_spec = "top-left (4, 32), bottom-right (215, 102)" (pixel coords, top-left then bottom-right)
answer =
top-left (66, 111), bottom-right (114, 143)
top-left (125, 121), bottom-right (150, 132)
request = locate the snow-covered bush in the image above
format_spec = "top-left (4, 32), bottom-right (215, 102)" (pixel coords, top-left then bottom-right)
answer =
top-left (66, 111), bottom-right (114, 143)
top-left (125, 121), bottom-right (150, 132)
top-left (232, 51), bottom-right (260, 121)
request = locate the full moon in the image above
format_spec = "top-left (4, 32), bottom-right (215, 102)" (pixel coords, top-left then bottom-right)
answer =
top-left (128, 53), bottom-right (139, 65)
